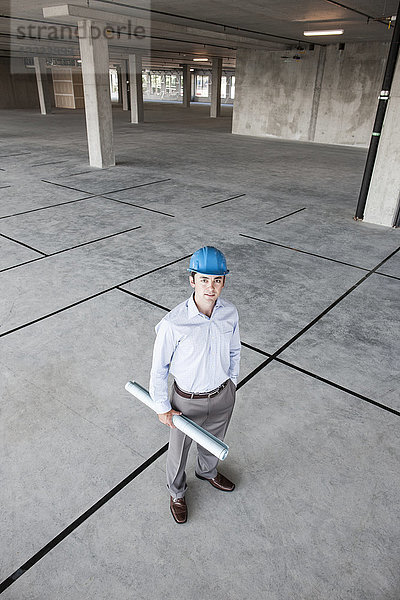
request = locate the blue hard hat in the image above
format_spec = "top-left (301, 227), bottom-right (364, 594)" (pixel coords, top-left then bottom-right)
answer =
top-left (187, 246), bottom-right (229, 275)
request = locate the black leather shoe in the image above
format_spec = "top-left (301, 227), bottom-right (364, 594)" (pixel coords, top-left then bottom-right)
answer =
top-left (170, 496), bottom-right (187, 523)
top-left (195, 472), bottom-right (235, 492)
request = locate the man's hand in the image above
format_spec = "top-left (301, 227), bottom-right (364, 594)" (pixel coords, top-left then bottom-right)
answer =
top-left (158, 409), bottom-right (182, 428)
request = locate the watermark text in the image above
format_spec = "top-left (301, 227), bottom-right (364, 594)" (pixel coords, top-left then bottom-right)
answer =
top-left (16, 21), bottom-right (146, 41)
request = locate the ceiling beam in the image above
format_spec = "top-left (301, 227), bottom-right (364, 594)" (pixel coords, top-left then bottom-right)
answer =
top-left (42, 4), bottom-right (291, 51)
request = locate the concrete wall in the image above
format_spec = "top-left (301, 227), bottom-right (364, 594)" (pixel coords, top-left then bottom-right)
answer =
top-left (232, 48), bottom-right (320, 141)
top-left (0, 58), bottom-right (40, 109)
top-left (233, 42), bottom-right (388, 147)
top-left (314, 43), bottom-right (388, 146)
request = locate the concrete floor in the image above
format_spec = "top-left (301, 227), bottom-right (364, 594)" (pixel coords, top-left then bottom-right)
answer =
top-left (1, 102), bottom-right (400, 599)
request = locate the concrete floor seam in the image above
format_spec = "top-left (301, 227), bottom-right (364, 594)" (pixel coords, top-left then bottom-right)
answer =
top-left (0, 225), bottom-right (143, 271)
top-left (45, 225), bottom-right (142, 257)
top-left (31, 161), bottom-right (69, 168)
top-left (376, 271), bottom-right (400, 281)
top-left (0, 255), bottom-right (192, 338)
top-left (201, 193), bottom-right (246, 208)
top-left (0, 256), bottom-right (44, 274)
top-left (240, 341), bottom-right (400, 416)
top-left (117, 287), bottom-right (170, 312)
top-left (64, 171), bottom-right (92, 177)
top-left (0, 195), bottom-right (98, 221)
top-left (96, 178), bottom-right (173, 196)
top-left (0, 232), bottom-right (47, 256)
top-left (0, 152), bottom-right (31, 158)
top-left (240, 232), bottom-right (372, 272)
top-left (0, 289), bottom-right (116, 339)
top-left (101, 195), bottom-right (176, 217)
top-left (0, 444), bottom-right (169, 594)
top-left (41, 177), bottom-right (172, 198)
top-left (266, 207), bottom-right (307, 224)
top-left (273, 356), bottom-right (400, 418)
top-left (239, 243), bottom-right (400, 389)
top-left (41, 179), bottom-right (89, 194)
top-left (123, 254), bottom-right (193, 285)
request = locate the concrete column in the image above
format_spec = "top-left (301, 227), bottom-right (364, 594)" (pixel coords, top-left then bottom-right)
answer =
top-left (128, 54), bottom-right (144, 123)
top-left (364, 55), bottom-right (400, 227)
top-left (78, 19), bottom-right (115, 168)
top-left (182, 64), bottom-right (191, 108)
top-left (120, 59), bottom-right (128, 111)
top-left (33, 56), bottom-right (51, 115)
top-left (210, 58), bottom-right (222, 118)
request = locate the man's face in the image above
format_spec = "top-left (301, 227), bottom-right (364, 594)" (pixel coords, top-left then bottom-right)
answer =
top-left (190, 273), bottom-right (225, 306)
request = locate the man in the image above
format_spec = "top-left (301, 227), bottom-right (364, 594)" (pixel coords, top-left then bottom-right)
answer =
top-left (149, 246), bottom-right (240, 524)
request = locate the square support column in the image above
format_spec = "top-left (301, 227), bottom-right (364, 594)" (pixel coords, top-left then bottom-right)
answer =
top-left (120, 59), bottom-right (129, 111)
top-left (128, 54), bottom-right (144, 123)
top-left (182, 64), bottom-right (191, 108)
top-left (210, 58), bottom-right (222, 118)
top-left (78, 19), bottom-right (115, 168)
top-left (364, 55), bottom-right (400, 227)
top-left (33, 56), bottom-right (52, 115)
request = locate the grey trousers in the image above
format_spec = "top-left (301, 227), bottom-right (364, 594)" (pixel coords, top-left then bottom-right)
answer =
top-left (166, 379), bottom-right (236, 499)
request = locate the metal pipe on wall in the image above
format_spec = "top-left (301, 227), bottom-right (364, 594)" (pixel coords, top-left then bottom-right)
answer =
top-left (354, 1), bottom-right (400, 221)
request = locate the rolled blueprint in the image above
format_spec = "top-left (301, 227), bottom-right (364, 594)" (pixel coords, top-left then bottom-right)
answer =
top-left (125, 380), bottom-right (157, 410)
top-left (172, 414), bottom-right (229, 461)
top-left (125, 380), bottom-right (229, 461)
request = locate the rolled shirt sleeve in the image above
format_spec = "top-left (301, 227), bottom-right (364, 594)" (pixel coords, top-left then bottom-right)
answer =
top-left (228, 312), bottom-right (241, 386)
top-left (149, 319), bottom-right (176, 414)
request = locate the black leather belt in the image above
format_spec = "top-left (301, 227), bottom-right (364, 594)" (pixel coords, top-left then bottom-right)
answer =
top-left (174, 379), bottom-right (229, 399)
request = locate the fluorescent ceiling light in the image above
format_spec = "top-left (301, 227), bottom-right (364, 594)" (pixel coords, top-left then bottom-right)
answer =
top-left (193, 57), bottom-right (208, 62)
top-left (304, 29), bottom-right (344, 36)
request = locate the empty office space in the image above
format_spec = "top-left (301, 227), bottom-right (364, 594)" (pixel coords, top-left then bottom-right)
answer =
top-left (1, 1), bottom-right (400, 598)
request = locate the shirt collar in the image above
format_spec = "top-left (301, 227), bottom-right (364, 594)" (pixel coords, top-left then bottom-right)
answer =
top-left (187, 294), bottom-right (224, 319)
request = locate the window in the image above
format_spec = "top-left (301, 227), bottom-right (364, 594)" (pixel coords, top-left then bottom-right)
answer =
top-left (166, 74), bottom-right (178, 94)
top-left (221, 76), bottom-right (227, 99)
top-left (109, 68), bottom-right (119, 102)
top-left (231, 76), bottom-right (235, 99)
top-left (151, 73), bottom-right (162, 95)
top-left (195, 74), bottom-right (209, 97)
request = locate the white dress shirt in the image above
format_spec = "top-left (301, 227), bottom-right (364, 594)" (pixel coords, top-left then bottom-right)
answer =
top-left (149, 294), bottom-right (240, 414)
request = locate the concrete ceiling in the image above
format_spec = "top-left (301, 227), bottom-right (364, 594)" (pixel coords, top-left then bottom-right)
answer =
top-left (0, 0), bottom-right (398, 68)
